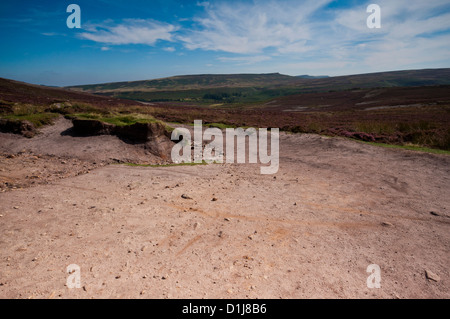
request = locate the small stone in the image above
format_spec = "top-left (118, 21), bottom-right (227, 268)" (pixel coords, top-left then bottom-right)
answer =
top-left (162, 275), bottom-right (168, 280)
top-left (193, 222), bottom-right (200, 229)
top-left (181, 194), bottom-right (192, 199)
top-left (140, 290), bottom-right (146, 295)
top-left (218, 231), bottom-right (223, 238)
top-left (211, 197), bottom-right (218, 201)
top-left (425, 270), bottom-right (440, 282)
top-left (13, 206), bottom-right (19, 209)
top-left (115, 275), bottom-right (121, 279)
top-left (224, 217), bottom-right (231, 221)
top-left (83, 285), bottom-right (88, 292)
top-left (227, 289), bottom-right (233, 294)
top-left (381, 222), bottom-right (393, 227)
top-left (430, 211), bottom-right (440, 216)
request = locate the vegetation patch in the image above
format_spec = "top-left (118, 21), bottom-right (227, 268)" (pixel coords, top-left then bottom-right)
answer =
top-left (69, 112), bottom-right (174, 132)
top-left (355, 140), bottom-right (450, 155)
top-left (2, 112), bottom-right (59, 128)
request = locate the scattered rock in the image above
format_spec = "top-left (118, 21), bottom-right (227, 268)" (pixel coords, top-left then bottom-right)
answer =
top-left (193, 222), bottom-right (200, 230)
top-left (425, 270), bottom-right (440, 282)
top-left (248, 231), bottom-right (258, 240)
top-left (224, 217), bottom-right (231, 221)
top-left (181, 194), bottom-right (192, 199)
top-left (381, 222), bottom-right (393, 227)
top-left (430, 211), bottom-right (440, 216)
top-left (218, 231), bottom-right (223, 238)
top-left (211, 197), bottom-right (218, 201)
top-left (13, 206), bottom-right (19, 209)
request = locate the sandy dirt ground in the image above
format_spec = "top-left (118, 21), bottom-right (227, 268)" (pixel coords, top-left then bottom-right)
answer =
top-left (0, 118), bottom-right (449, 299)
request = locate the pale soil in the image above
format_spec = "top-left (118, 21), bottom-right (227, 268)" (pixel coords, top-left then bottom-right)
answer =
top-left (0, 118), bottom-right (449, 299)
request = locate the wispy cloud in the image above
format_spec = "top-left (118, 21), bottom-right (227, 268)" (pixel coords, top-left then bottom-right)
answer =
top-left (79, 19), bottom-right (178, 46)
top-left (41, 32), bottom-right (66, 37)
top-left (75, 0), bottom-right (450, 74)
top-left (179, 0), bottom-right (332, 54)
top-left (217, 55), bottom-right (271, 65)
top-left (328, 0), bottom-right (450, 72)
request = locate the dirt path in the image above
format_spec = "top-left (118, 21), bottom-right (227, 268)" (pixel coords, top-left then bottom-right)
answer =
top-left (0, 121), bottom-right (449, 299)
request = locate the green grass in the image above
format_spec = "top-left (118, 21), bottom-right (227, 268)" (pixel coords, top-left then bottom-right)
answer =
top-left (70, 112), bottom-right (174, 132)
top-left (356, 140), bottom-right (450, 155)
top-left (48, 102), bottom-right (101, 115)
top-left (71, 113), bottom-right (159, 126)
top-left (2, 112), bottom-right (59, 127)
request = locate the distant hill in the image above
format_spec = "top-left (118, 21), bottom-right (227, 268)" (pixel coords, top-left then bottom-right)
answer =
top-left (0, 77), bottom-right (137, 109)
top-left (292, 68), bottom-right (450, 92)
top-left (296, 75), bottom-right (329, 79)
top-left (65, 68), bottom-right (450, 104)
top-left (67, 73), bottom-right (295, 93)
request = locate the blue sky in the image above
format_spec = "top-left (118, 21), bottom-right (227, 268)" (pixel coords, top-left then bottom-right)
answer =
top-left (1, 0), bottom-right (449, 86)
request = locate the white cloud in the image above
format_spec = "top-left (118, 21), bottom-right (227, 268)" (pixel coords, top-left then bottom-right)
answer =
top-left (328, 0), bottom-right (450, 72)
top-left (75, 1), bottom-right (450, 74)
top-left (79, 19), bottom-right (178, 45)
top-left (217, 55), bottom-right (271, 65)
top-left (179, 0), bottom-right (332, 54)
top-left (41, 32), bottom-right (66, 37)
